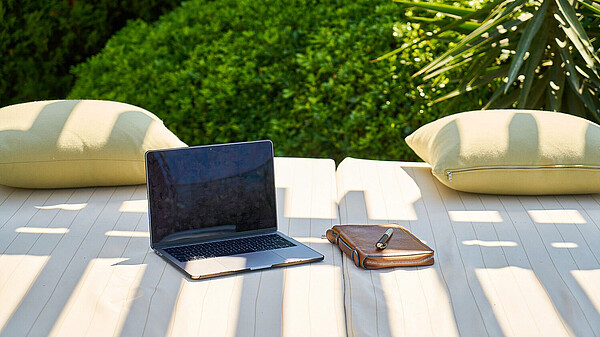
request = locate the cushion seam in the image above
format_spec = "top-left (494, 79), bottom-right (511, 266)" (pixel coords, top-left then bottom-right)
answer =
top-left (432, 165), bottom-right (600, 175)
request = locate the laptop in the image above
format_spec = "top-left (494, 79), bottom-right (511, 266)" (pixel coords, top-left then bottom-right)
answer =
top-left (145, 140), bottom-right (324, 279)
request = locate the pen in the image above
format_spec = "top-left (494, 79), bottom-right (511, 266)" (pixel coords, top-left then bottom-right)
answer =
top-left (376, 228), bottom-right (394, 249)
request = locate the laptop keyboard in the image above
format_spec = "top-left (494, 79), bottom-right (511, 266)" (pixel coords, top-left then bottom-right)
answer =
top-left (164, 234), bottom-right (296, 262)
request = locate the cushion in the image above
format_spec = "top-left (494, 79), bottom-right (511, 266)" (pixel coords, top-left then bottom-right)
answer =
top-left (0, 100), bottom-right (187, 188)
top-left (405, 109), bottom-right (600, 195)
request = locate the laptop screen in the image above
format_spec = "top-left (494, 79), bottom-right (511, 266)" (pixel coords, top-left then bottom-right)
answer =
top-left (146, 140), bottom-right (277, 246)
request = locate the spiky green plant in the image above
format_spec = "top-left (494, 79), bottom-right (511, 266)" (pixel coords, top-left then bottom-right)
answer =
top-left (380, 0), bottom-right (600, 121)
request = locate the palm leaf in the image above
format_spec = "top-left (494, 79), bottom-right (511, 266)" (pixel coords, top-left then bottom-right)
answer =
top-left (415, 8), bottom-right (525, 77)
top-left (422, 45), bottom-right (501, 80)
top-left (407, 17), bottom-right (481, 34)
top-left (505, 0), bottom-right (549, 94)
top-left (465, 53), bottom-right (500, 88)
top-left (556, 30), bottom-right (584, 93)
top-left (371, 40), bottom-right (419, 63)
top-left (565, 86), bottom-right (587, 117)
top-left (581, 84), bottom-right (600, 120)
top-left (377, 0), bottom-right (508, 62)
top-left (578, 0), bottom-right (600, 16)
top-left (432, 0), bottom-right (508, 35)
top-left (518, 18), bottom-right (549, 107)
top-left (548, 52), bottom-right (566, 111)
top-left (422, 56), bottom-right (475, 81)
top-left (392, 0), bottom-right (475, 17)
top-left (563, 59), bottom-right (600, 114)
top-left (525, 71), bottom-right (550, 109)
top-left (575, 63), bottom-right (600, 88)
top-left (452, 18), bottom-right (524, 57)
top-left (433, 66), bottom-right (508, 103)
top-left (555, 0), bottom-right (600, 68)
top-left (488, 85), bottom-right (521, 109)
top-left (388, 0), bottom-right (599, 119)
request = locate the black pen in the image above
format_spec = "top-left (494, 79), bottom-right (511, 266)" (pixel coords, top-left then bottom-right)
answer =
top-left (376, 228), bottom-right (394, 249)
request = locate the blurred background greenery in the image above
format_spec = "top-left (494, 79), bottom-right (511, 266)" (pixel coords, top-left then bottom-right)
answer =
top-left (3, 0), bottom-right (596, 162)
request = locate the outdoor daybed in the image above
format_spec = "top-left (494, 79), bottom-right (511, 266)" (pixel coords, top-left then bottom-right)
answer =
top-left (1, 101), bottom-right (600, 337)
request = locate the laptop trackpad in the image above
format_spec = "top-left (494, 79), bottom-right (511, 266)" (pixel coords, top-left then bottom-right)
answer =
top-left (218, 251), bottom-right (285, 271)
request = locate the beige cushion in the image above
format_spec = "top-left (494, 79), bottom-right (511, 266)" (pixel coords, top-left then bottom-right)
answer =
top-left (0, 100), bottom-right (187, 188)
top-left (405, 109), bottom-right (600, 195)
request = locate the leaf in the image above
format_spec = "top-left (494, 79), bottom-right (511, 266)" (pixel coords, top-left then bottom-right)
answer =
top-left (563, 55), bottom-right (600, 115)
top-left (407, 17), bottom-right (481, 34)
top-left (466, 52), bottom-right (500, 88)
top-left (454, 17), bottom-right (524, 55)
top-left (488, 85), bottom-right (522, 109)
top-left (518, 18), bottom-right (549, 108)
top-left (575, 63), bottom-right (600, 88)
top-left (423, 55), bottom-right (475, 81)
top-left (578, 0), bottom-right (600, 16)
top-left (433, 66), bottom-right (508, 103)
top-left (581, 84), bottom-right (600, 119)
top-left (504, 0), bottom-right (549, 94)
top-left (484, 81), bottom-right (510, 109)
top-left (416, 0), bottom-right (528, 77)
top-left (422, 44), bottom-right (502, 80)
top-left (565, 85), bottom-right (587, 117)
top-left (432, 0), bottom-right (508, 35)
top-left (393, 0), bottom-right (475, 17)
top-left (371, 40), bottom-right (419, 62)
top-left (555, 0), bottom-right (600, 67)
top-left (556, 17), bottom-right (600, 73)
top-left (556, 31), bottom-right (583, 93)
top-left (525, 71), bottom-right (550, 109)
top-left (495, 0), bottom-right (528, 18)
top-left (548, 52), bottom-right (566, 111)
top-left (415, 11), bottom-right (519, 77)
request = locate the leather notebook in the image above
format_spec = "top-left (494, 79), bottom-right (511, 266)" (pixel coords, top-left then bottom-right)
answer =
top-left (326, 223), bottom-right (434, 269)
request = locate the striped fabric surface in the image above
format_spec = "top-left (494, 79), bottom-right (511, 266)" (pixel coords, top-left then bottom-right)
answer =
top-left (0, 157), bottom-right (345, 337)
top-left (337, 157), bottom-right (600, 337)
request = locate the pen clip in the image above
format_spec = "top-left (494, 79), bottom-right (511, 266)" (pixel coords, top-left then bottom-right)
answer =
top-left (376, 228), bottom-right (394, 250)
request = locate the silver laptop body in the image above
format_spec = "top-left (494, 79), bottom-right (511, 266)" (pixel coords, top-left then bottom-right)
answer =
top-left (145, 140), bottom-right (323, 279)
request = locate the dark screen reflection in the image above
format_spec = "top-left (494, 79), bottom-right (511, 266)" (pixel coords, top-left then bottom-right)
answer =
top-left (146, 141), bottom-right (277, 246)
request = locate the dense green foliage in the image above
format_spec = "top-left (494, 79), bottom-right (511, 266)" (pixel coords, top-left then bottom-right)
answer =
top-left (70, 0), bottom-right (487, 161)
top-left (0, 0), bottom-right (181, 107)
top-left (391, 0), bottom-right (600, 122)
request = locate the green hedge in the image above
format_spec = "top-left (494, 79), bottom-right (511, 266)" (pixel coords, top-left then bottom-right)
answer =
top-left (69, 0), bottom-right (488, 161)
top-left (0, 0), bottom-right (181, 107)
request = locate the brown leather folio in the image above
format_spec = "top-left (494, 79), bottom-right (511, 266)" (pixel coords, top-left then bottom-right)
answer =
top-left (326, 223), bottom-right (434, 269)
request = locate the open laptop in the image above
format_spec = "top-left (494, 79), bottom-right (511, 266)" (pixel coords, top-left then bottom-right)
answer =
top-left (145, 140), bottom-right (323, 279)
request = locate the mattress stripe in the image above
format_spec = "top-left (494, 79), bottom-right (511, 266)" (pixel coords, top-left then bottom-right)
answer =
top-left (0, 190), bottom-right (53, 251)
top-left (524, 196), bottom-right (597, 335)
top-left (460, 192), bottom-right (537, 336)
top-left (377, 161), bottom-right (430, 337)
top-left (51, 188), bottom-right (136, 336)
top-left (47, 187), bottom-right (139, 337)
top-left (111, 231), bottom-right (153, 336)
top-left (573, 195), bottom-right (600, 260)
top-left (429, 173), bottom-right (493, 336)
top-left (0, 188), bottom-right (33, 231)
top-left (25, 187), bottom-right (118, 336)
top-left (480, 194), bottom-right (550, 336)
top-left (536, 197), bottom-right (600, 334)
top-left (1, 188), bottom-right (94, 335)
top-left (556, 196), bottom-right (600, 265)
top-left (508, 196), bottom-right (591, 336)
top-left (406, 167), bottom-right (458, 337)
top-left (141, 262), bottom-right (169, 336)
top-left (84, 186), bottom-right (148, 336)
top-left (0, 190), bottom-right (68, 289)
top-left (0, 185), bottom-right (16, 207)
